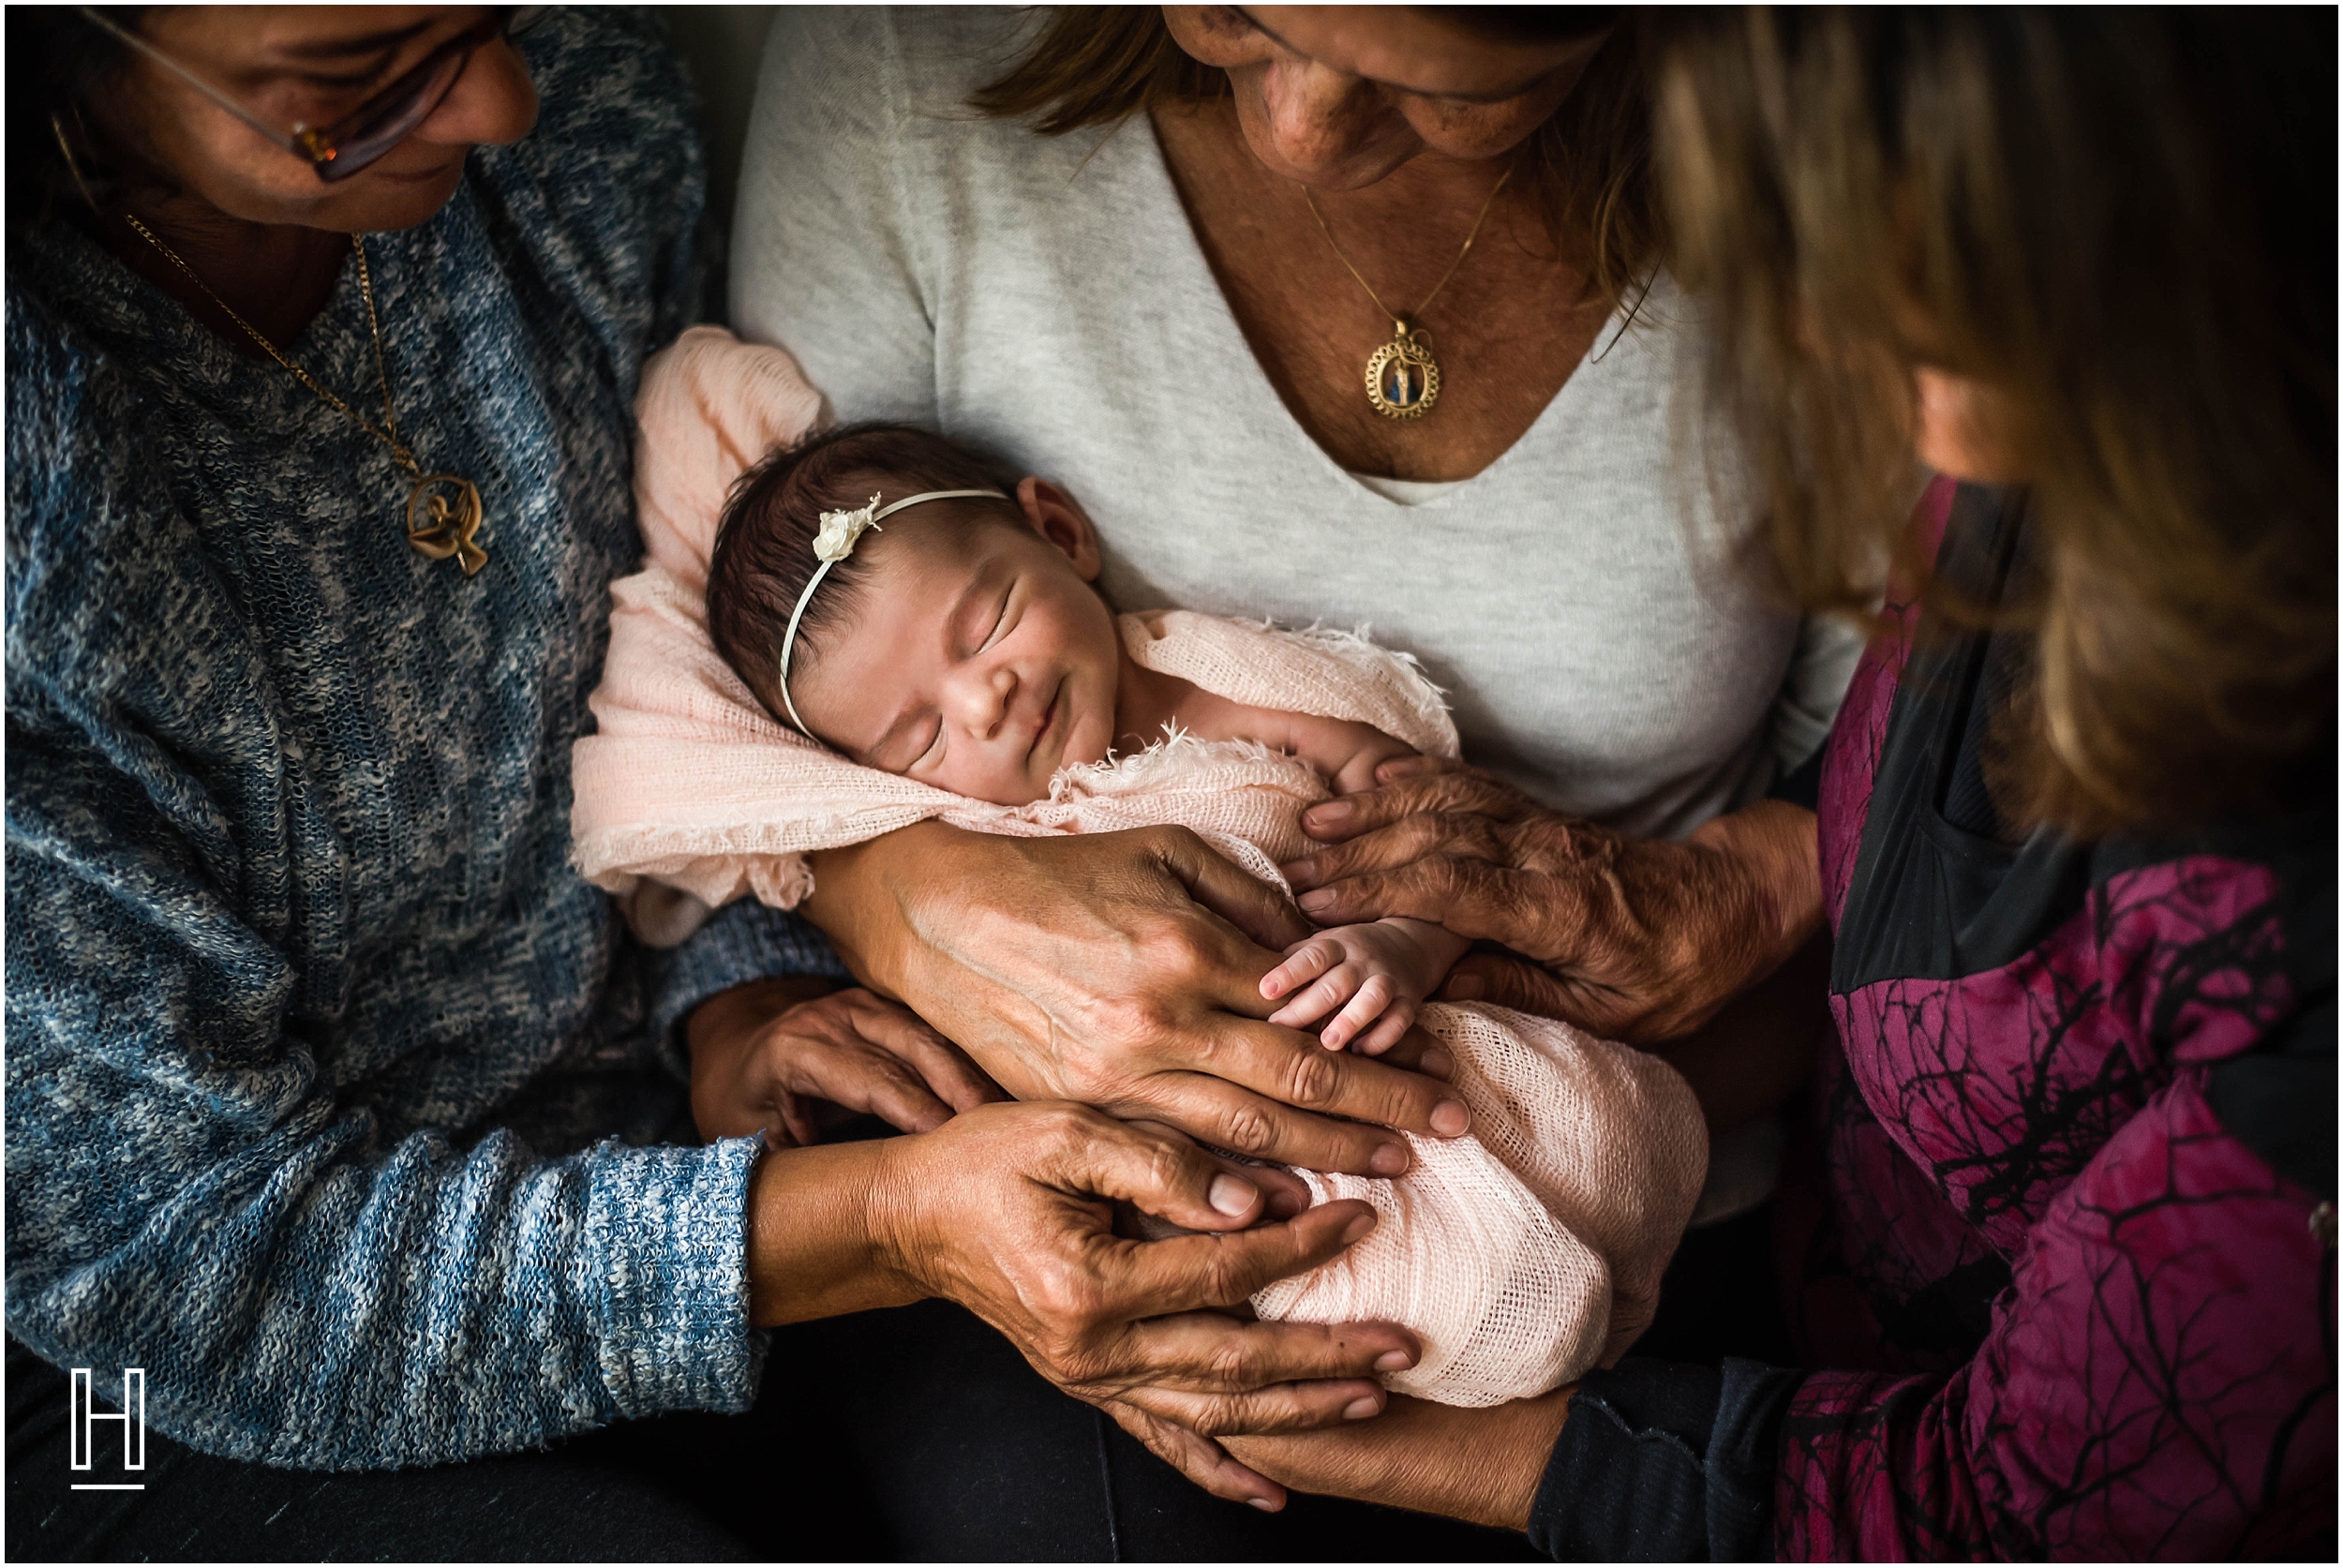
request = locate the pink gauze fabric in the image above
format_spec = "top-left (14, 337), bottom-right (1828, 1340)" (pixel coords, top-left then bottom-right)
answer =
top-left (572, 325), bottom-right (1709, 1405)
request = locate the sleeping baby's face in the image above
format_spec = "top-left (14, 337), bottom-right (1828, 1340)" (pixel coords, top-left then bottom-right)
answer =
top-left (787, 482), bottom-right (1126, 806)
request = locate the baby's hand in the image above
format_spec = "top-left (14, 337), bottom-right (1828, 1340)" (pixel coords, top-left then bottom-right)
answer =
top-left (1259, 918), bottom-right (1456, 1054)
top-left (1329, 731), bottom-right (1420, 798)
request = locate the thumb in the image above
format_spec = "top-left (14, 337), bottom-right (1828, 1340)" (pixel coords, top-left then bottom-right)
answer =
top-left (1155, 829), bottom-right (1313, 952)
top-left (1437, 953), bottom-right (1640, 1038)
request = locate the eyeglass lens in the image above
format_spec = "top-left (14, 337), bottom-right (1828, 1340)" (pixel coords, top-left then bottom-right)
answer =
top-left (309, 11), bottom-right (515, 183)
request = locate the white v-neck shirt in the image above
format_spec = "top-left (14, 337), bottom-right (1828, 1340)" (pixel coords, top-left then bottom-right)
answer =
top-left (731, 7), bottom-right (1859, 836)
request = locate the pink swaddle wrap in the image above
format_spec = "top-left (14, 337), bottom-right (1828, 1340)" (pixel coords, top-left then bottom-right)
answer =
top-left (573, 326), bottom-right (1708, 1404)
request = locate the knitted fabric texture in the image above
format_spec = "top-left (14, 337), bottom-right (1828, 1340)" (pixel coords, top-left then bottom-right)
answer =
top-left (4, 14), bottom-right (845, 1470)
top-left (575, 327), bottom-right (1709, 1404)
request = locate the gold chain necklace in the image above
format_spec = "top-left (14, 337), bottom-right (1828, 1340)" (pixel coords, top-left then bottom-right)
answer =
top-left (1303, 162), bottom-right (1515, 421)
top-left (124, 214), bottom-right (486, 575)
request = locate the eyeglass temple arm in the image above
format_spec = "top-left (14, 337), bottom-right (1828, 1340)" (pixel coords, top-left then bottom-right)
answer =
top-left (75, 7), bottom-right (311, 157)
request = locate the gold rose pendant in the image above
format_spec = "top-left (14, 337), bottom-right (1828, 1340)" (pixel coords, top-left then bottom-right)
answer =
top-left (1364, 320), bottom-right (1440, 420)
top-left (405, 472), bottom-right (487, 576)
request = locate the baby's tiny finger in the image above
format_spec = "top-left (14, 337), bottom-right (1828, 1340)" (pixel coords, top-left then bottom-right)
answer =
top-left (1261, 943), bottom-right (1334, 1001)
top-left (1272, 963), bottom-right (1366, 1031)
top-left (1268, 993), bottom-right (1336, 1028)
top-left (1327, 975), bottom-right (1400, 1053)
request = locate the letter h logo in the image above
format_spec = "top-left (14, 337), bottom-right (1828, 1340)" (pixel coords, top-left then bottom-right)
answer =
top-left (69, 1368), bottom-right (144, 1473)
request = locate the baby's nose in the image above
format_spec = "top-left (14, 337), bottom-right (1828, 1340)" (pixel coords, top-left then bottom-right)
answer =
top-left (945, 662), bottom-right (1016, 737)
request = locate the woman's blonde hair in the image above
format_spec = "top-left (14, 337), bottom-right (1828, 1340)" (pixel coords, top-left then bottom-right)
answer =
top-left (970, 7), bottom-right (1663, 302)
top-left (1655, 8), bottom-right (2335, 835)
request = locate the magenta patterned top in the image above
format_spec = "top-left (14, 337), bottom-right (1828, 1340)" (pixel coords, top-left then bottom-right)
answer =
top-left (1530, 478), bottom-right (2333, 1560)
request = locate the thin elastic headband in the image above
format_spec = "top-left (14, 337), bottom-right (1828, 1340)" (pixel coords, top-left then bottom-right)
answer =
top-left (775, 488), bottom-right (1007, 736)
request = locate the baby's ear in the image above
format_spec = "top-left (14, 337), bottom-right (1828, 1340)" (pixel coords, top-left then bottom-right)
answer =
top-left (1016, 477), bottom-right (1102, 581)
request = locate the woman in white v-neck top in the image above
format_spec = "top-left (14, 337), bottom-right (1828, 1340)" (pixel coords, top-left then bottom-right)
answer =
top-left (733, 8), bottom-right (1858, 832)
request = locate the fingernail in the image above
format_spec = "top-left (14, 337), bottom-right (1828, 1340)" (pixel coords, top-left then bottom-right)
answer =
top-left (1306, 801), bottom-right (1353, 826)
top-left (1369, 1142), bottom-right (1409, 1175)
top-left (1248, 1497), bottom-right (1278, 1513)
top-left (1281, 858), bottom-right (1318, 886)
top-left (1374, 1349), bottom-right (1415, 1372)
top-left (1342, 1210), bottom-right (1379, 1245)
top-left (1266, 1187), bottom-right (1305, 1217)
top-left (1208, 1173), bottom-right (1257, 1217)
top-left (1444, 974), bottom-right (1485, 1001)
top-left (1298, 889), bottom-right (1334, 913)
top-left (1430, 1099), bottom-right (1471, 1138)
top-left (1420, 1047), bottom-right (1455, 1080)
top-left (1342, 1396), bottom-right (1380, 1421)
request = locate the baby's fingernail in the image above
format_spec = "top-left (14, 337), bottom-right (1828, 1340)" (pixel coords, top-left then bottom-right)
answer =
top-left (1341, 1209), bottom-right (1379, 1245)
top-left (1374, 1349), bottom-right (1415, 1372)
top-left (1444, 974), bottom-right (1485, 1001)
top-left (1369, 1142), bottom-right (1409, 1175)
top-left (1306, 801), bottom-right (1353, 827)
top-left (1430, 1099), bottom-right (1471, 1138)
top-left (1343, 1396), bottom-right (1380, 1421)
top-left (1297, 889), bottom-right (1334, 913)
top-left (1420, 1047), bottom-right (1455, 1080)
top-left (1208, 1174), bottom-right (1257, 1217)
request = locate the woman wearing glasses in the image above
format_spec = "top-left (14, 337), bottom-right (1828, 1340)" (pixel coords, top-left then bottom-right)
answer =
top-left (5, 7), bottom-right (1408, 1558)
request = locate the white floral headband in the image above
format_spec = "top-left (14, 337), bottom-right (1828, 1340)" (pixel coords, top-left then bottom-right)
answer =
top-left (774, 488), bottom-right (1007, 736)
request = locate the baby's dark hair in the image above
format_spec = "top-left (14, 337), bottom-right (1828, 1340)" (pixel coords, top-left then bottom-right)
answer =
top-left (707, 421), bottom-right (1020, 724)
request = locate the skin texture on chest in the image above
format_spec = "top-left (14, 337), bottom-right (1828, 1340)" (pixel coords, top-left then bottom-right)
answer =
top-left (1151, 100), bottom-right (1609, 483)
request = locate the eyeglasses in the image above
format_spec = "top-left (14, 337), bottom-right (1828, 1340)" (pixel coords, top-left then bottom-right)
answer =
top-left (77, 7), bottom-right (542, 184)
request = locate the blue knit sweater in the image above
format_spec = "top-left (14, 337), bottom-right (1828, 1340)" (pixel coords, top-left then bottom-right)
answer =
top-left (4, 10), bottom-right (842, 1469)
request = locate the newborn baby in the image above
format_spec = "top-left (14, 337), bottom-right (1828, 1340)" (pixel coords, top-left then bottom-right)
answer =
top-left (708, 422), bottom-right (1476, 1056)
top-left (685, 418), bottom-right (1707, 1407)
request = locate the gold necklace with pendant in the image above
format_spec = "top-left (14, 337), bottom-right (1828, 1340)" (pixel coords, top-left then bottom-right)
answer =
top-left (1302, 162), bottom-right (1516, 421)
top-left (124, 215), bottom-right (486, 575)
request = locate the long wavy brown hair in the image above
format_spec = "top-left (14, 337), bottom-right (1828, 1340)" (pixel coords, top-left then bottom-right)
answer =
top-left (970, 7), bottom-right (1662, 301)
top-left (1653, 8), bottom-right (2336, 836)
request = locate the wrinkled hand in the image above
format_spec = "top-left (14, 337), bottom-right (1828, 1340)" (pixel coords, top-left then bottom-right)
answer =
top-left (1226, 1386), bottom-right (1572, 1529)
top-left (805, 822), bottom-right (1473, 1175)
top-left (1279, 759), bottom-right (1822, 1043)
top-left (689, 977), bottom-right (1005, 1144)
top-left (868, 1100), bottom-right (1420, 1509)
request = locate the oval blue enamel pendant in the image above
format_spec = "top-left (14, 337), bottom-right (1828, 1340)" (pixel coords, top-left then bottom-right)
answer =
top-left (1364, 322), bottom-right (1440, 421)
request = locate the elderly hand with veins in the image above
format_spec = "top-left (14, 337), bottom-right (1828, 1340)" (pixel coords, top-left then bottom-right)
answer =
top-left (1279, 757), bottom-right (1823, 1045)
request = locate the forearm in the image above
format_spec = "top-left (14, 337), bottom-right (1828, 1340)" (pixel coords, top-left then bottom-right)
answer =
top-left (6, 1113), bottom-right (767, 1466)
top-left (744, 1137), bottom-right (921, 1326)
top-left (1686, 799), bottom-right (1822, 985)
top-left (799, 820), bottom-right (968, 999)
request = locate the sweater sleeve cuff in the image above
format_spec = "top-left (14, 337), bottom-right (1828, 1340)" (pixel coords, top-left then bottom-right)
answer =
top-left (583, 1135), bottom-right (766, 1419)
top-left (1528, 1357), bottom-right (1801, 1561)
top-left (647, 899), bottom-right (850, 1072)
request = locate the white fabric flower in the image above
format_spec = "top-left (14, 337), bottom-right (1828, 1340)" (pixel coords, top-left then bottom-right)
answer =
top-left (812, 493), bottom-right (884, 562)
